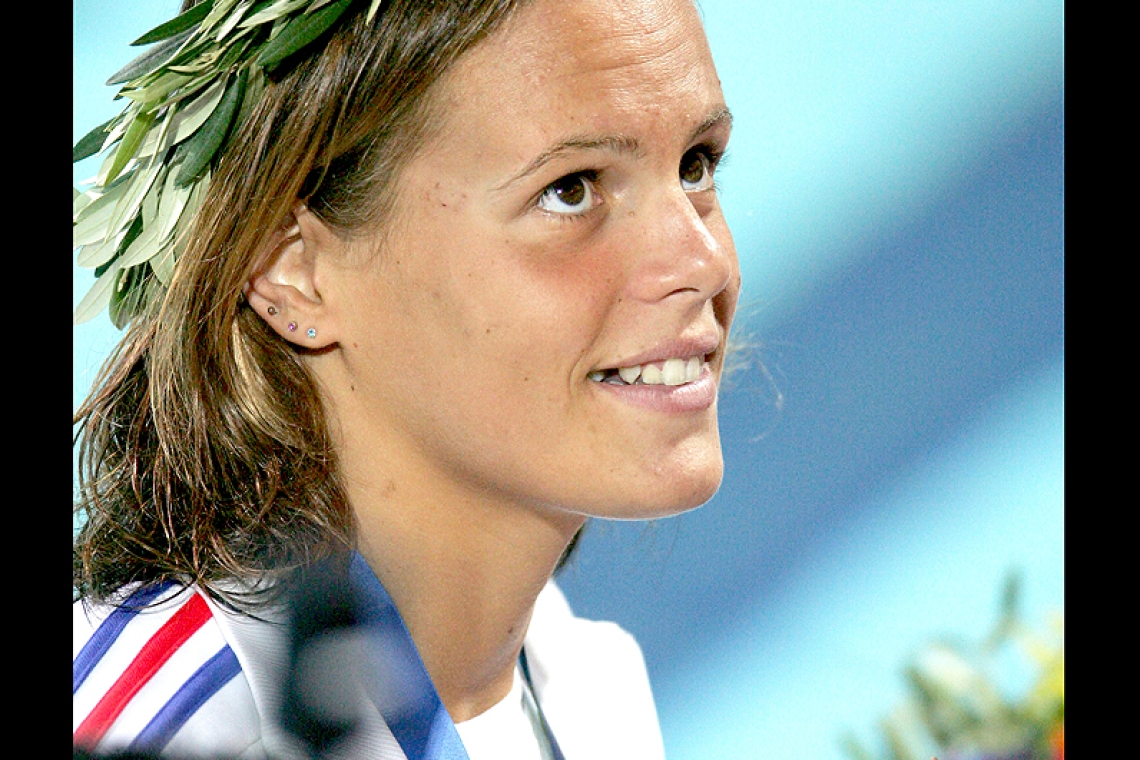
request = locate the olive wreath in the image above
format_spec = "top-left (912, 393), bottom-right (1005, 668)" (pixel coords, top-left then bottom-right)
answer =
top-left (73, 0), bottom-right (383, 328)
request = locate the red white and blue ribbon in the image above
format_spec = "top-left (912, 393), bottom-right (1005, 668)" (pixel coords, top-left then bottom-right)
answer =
top-left (74, 554), bottom-right (563, 759)
top-left (73, 582), bottom-right (242, 753)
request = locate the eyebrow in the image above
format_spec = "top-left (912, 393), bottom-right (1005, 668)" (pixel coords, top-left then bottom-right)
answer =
top-left (496, 105), bottom-right (733, 191)
top-left (689, 106), bottom-right (733, 145)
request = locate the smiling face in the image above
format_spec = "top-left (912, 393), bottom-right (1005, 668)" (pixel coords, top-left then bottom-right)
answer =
top-left (314, 0), bottom-right (739, 522)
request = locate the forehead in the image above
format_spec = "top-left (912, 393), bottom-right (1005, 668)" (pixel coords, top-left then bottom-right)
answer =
top-left (488, 0), bottom-right (708, 79)
top-left (426, 0), bottom-right (723, 161)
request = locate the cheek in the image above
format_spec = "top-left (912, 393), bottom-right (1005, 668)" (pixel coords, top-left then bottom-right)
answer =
top-left (464, 236), bottom-right (627, 357)
top-left (373, 188), bottom-right (631, 395)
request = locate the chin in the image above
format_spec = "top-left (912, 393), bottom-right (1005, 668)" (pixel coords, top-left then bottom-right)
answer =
top-left (595, 457), bottom-right (725, 521)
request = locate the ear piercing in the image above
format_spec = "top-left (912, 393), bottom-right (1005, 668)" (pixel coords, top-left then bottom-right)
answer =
top-left (277, 314), bottom-right (315, 340)
top-left (267, 305), bottom-right (277, 316)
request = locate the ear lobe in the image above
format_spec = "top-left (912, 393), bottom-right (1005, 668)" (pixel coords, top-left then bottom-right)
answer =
top-left (245, 205), bottom-right (338, 348)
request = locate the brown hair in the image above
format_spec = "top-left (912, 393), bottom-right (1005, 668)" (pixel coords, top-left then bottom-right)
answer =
top-left (73, 0), bottom-right (528, 610)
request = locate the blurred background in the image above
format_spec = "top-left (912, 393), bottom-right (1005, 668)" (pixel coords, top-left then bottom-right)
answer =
top-left (74, 2), bottom-right (1064, 758)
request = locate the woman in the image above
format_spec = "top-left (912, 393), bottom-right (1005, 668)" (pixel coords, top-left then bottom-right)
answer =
top-left (72, 0), bottom-right (739, 756)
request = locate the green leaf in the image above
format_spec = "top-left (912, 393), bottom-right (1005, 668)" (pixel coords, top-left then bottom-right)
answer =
top-left (170, 74), bottom-right (222, 108)
top-left (107, 159), bottom-right (164, 249)
top-left (120, 170), bottom-right (187, 268)
top-left (255, 0), bottom-right (351, 70)
top-left (73, 188), bottom-right (93, 216)
top-left (233, 64), bottom-right (266, 132)
top-left (89, 119), bottom-right (130, 171)
top-left (216, 0), bottom-right (258, 41)
top-left (73, 118), bottom-right (117, 163)
top-left (82, 197), bottom-right (144, 271)
top-left (164, 174), bottom-right (209, 270)
top-left (155, 171), bottom-right (194, 242)
top-left (839, 733), bottom-right (877, 760)
top-left (304, 0), bottom-right (341, 15)
top-left (131, 1), bottom-right (212, 46)
top-left (94, 255), bottom-right (118, 280)
top-left (109, 263), bottom-right (152, 329)
top-left (999, 571), bottom-right (1021, 621)
top-left (149, 43), bottom-right (222, 76)
top-left (77, 235), bottom-right (122, 270)
top-left (73, 179), bottom-right (131, 248)
top-left (202, 0), bottom-right (244, 33)
top-left (120, 70), bottom-right (195, 104)
top-left (138, 79), bottom-right (226, 158)
top-left (140, 171), bottom-right (162, 227)
top-left (99, 110), bottom-right (156, 188)
top-left (150, 241), bottom-right (178, 286)
top-left (240, 0), bottom-right (307, 29)
top-left (74, 259), bottom-right (123, 325)
top-left (107, 28), bottom-right (198, 86)
top-left (118, 216), bottom-right (163, 269)
top-left (144, 34), bottom-right (214, 74)
top-left (116, 214), bottom-right (146, 264)
top-left (175, 67), bottom-right (247, 187)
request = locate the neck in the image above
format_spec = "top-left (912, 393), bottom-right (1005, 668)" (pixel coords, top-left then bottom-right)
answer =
top-left (349, 463), bottom-right (584, 723)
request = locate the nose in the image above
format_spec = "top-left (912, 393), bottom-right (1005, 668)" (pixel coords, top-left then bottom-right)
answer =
top-left (626, 185), bottom-right (737, 308)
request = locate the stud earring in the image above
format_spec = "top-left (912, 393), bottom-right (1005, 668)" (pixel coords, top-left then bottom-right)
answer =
top-left (288, 322), bottom-right (297, 332)
top-left (306, 327), bottom-right (317, 339)
top-left (267, 305), bottom-right (277, 316)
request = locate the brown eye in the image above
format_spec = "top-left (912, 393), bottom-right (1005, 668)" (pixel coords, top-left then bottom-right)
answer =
top-left (680, 149), bottom-right (714, 191)
top-left (552, 176), bottom-right (586, 205)
top-left (538, 173), bottom-right (598, 215)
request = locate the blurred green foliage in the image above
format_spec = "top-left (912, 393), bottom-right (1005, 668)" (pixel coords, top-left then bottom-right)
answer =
top-left (842, 571), bottom-right (1064, 760)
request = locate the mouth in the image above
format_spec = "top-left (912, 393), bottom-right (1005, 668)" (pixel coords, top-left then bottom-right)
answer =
top-left (587, 355), bottom-right (709, 386)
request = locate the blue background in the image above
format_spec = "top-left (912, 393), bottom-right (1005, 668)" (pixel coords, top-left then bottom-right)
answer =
top-left (74, 2), bottom-right (1064, 758)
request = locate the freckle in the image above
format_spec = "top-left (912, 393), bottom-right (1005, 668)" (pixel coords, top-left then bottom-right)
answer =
top-left (485, 327), bottom-right (491, 334)
top-left (628, 210), bottom-right (635, 218)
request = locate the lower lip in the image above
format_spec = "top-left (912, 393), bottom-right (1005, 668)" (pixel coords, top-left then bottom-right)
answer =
top-left (589, 365), bottom-right (719, 414)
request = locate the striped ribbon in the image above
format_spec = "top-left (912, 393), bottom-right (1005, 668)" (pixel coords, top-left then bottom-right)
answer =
top-left (73, 585), bottom-right (241, 754)
top-left (75, 557), bottom-right (563, 759)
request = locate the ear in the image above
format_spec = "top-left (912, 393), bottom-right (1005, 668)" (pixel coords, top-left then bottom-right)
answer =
top-left (245, 204), bottom-right (340, 348)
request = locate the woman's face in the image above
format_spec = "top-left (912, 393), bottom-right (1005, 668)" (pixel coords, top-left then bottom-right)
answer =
top-left (320, 0), bottom-right (739, 520)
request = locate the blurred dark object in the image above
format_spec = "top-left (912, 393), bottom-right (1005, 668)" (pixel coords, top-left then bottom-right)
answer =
top-left (280, 554), bottom-right (367, 758)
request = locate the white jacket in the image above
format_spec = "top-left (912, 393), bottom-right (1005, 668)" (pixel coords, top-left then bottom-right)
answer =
top-left (73, 561), bottom-right (665, 760)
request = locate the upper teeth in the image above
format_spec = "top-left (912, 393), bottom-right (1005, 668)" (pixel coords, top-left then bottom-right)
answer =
top-left (589, 356), bottom-right (705, 386)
